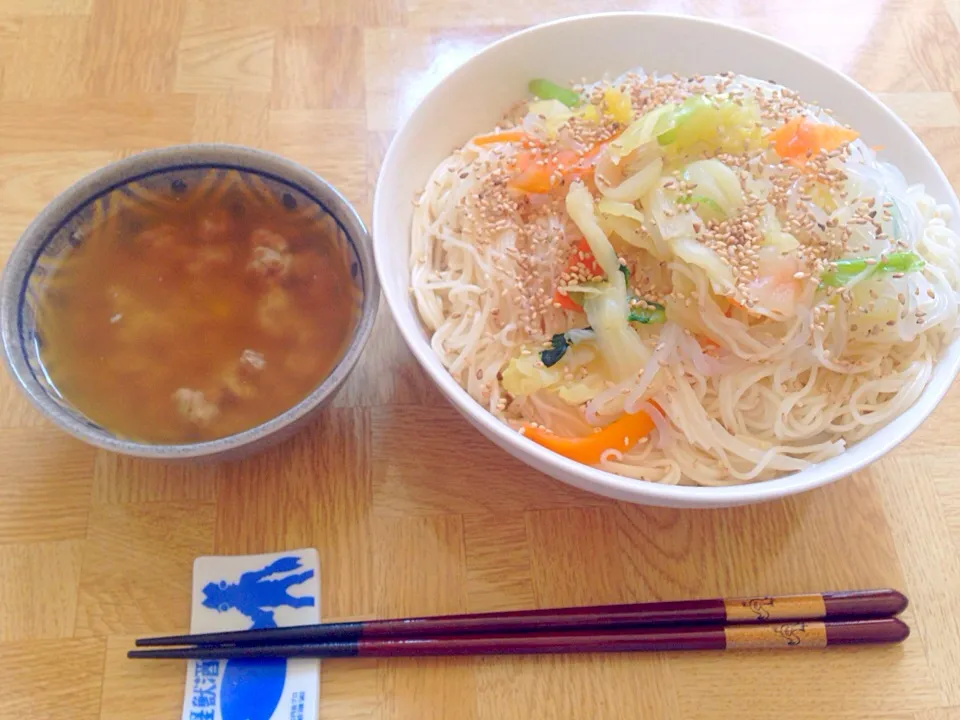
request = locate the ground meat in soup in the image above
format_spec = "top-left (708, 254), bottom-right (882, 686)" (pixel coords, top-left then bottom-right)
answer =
top-left (187, 244), bottom-right (234, 275)
top-left (173, 388), bottom-right (220, 426)
top-left (220, 349), bottom-right (267, 401)
top-left (248, 228), bottom-right (292, 278)
top-left (135, 224), bottom-right (178, 252)
top-left (197, 208), bottom-right (234, 243)
top-left (241, 349), bottom-right (266, 370)
top-left (249, 245), bottom-right (291, 277)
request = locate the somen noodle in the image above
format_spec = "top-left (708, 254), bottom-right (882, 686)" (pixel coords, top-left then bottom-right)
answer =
top-left (409, 69), bottom-right (960, 486)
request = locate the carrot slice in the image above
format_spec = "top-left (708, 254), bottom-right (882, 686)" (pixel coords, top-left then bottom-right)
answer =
top-left (521, 409), bottom-right (656, 465)
top-left (811, 124), bottom-right (859, 152)
top-left (507, 135), bottom-right (616, 195)
top-left (552, 238), bottom-right (603, 311)
top-left (510, 150), bottom-right (554, 194)
top-left (771, 117), bottom-right (859, 163)
top-left (471, 130), bottom-right (528, 146)
top-left (553, 291), bottom-right (583, 312)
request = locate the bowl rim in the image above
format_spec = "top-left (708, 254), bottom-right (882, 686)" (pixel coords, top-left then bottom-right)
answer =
top-left (372, 11), bottom-right (960, 507)
top-left (1, 142), bottom-right (380, 458)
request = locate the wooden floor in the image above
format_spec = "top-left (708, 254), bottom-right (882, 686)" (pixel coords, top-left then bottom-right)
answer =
top-left (2, 0), bottom-right (960, 718)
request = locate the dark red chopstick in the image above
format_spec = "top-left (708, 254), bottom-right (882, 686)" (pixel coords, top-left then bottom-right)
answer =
top-left (134, 589), bottom-right (906, 648)
top-left (127, 618), bottom-right (909, 659)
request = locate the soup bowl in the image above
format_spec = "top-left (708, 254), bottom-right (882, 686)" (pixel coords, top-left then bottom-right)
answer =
top-left (372, 12), bottom-right (960, 508)
top-left (0, 144), bottom-right (379, 460)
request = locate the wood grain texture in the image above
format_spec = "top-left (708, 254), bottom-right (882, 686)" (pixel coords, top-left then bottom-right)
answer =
top-left (0, 1), bottom-right (959, 718)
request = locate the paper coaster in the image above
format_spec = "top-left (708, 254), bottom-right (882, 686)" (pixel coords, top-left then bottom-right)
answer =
top-left (180, 549), bottom-right (321, 720)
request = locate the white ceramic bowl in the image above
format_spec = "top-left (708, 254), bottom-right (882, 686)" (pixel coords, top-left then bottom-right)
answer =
top-left (372, 12), bottom-right (960, 508)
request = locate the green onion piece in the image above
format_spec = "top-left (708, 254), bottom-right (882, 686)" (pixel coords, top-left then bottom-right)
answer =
top-left (619, 263), bottom-right (630, 282)
top-left (819, 251), bottom-right (925, 287)
top-left (628, 301), bottom-right (667, 324)
top-left (528, 78), bottom-right (581, 108)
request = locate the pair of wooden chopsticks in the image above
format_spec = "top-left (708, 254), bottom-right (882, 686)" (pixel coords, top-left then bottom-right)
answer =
top-left (128, 588), bottom-right (909, 660)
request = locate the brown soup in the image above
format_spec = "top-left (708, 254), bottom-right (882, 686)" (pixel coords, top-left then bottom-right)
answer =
top-left (36, 181), bottom-right (359, 443)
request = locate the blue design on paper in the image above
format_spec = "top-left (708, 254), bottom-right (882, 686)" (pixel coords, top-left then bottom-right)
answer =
top-left (188, 661), bottom-right (221, 720)
top-left (290, 691), bottom-right (306, 720)
top-left (198, 556), bottom-right (315, 720)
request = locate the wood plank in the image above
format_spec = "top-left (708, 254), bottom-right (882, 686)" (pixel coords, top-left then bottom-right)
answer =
top-left (0, 540), bottom-right (83, 641)
top-left (75, 502), bottom-right (215, 636)
top-left (0, 428), bottom-right (94, 544)
top-left (0, 638), bottom-right (104, 720)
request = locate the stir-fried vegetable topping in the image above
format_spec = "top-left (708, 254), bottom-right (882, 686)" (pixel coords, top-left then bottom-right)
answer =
top-left (656, 95), bottom-right (763, 153)
top-left (607, 104), bottom-right (676, 162)
top-left (470, 129), bottom-right (528, 146)
top-left (509, 146), bottom-right (595, 194)
top-left (566, 182), bottom-right (622, 279)
top-left (528, 78), bottom-right (581, 108)
top-left (521, 409), bottom-right (657, 464)
top-left (628, 301), bottom-right (666, 324)
top-left (603, 87), bottom-right (633, 125)
top-left (820, 252), bottom-right (925, 287)
top-left (541, 299), bottom-right (665, 367)
top-left (679, 193), bottom-right (725, 219)
top-left (771, 117), bottom-right (859, 163)
top-left (554, 238), bottom-right (604, 311)
top-left (539, 328), bottom-right (595, 367)
top-left (540, 332), bottom-right (572, 367)
top-left (656, 94), bottom-right (713, 145)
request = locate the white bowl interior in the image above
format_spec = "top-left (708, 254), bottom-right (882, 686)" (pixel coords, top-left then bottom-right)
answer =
top-left (373, 13), bottom-right (960, 507)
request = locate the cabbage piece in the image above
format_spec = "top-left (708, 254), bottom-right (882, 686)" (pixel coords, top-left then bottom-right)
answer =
top-left (658, 94), bottom-right (764, 155)
top-left (672, 237), bottom-right (736, 295)
top-left (501, 344), bottom-right (608, 405)
top-left (758, 205), bottom-right (800, 252)
top-left (645, 185), bottom-right (697, 241)
top-left (603, 86), bottom-right (633, 124)
top-left (525, 99), bottom-right (573, 139)
top-left (597, 198), bottom-right (645, 225)
top-left (663, 269), bottom-right (708, 334)
top-left (596, 197), bottom-right (657, 254)
top-left (597, 157), bottom-right (663, 203)
top-left (566, 181), bottom-right (620, 278)
top-left (501, 354), bottom-right (562, 397)
top-left (848, 275), bottom-right (902, 326)
top-left (655, 95), bottom-right (713, 145)
top-left (555, 381), bottom-right (607, 405)
top-left (582, 281), bottom-right (649, 381)
top-left (607, 104), bottom-right (676, 164)
top-left (561, 279), bottom-right (606, 307)
top-left (682, 159), bottom-right (744, 216)
top-left (598, 214), bottom-right (664, 258)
